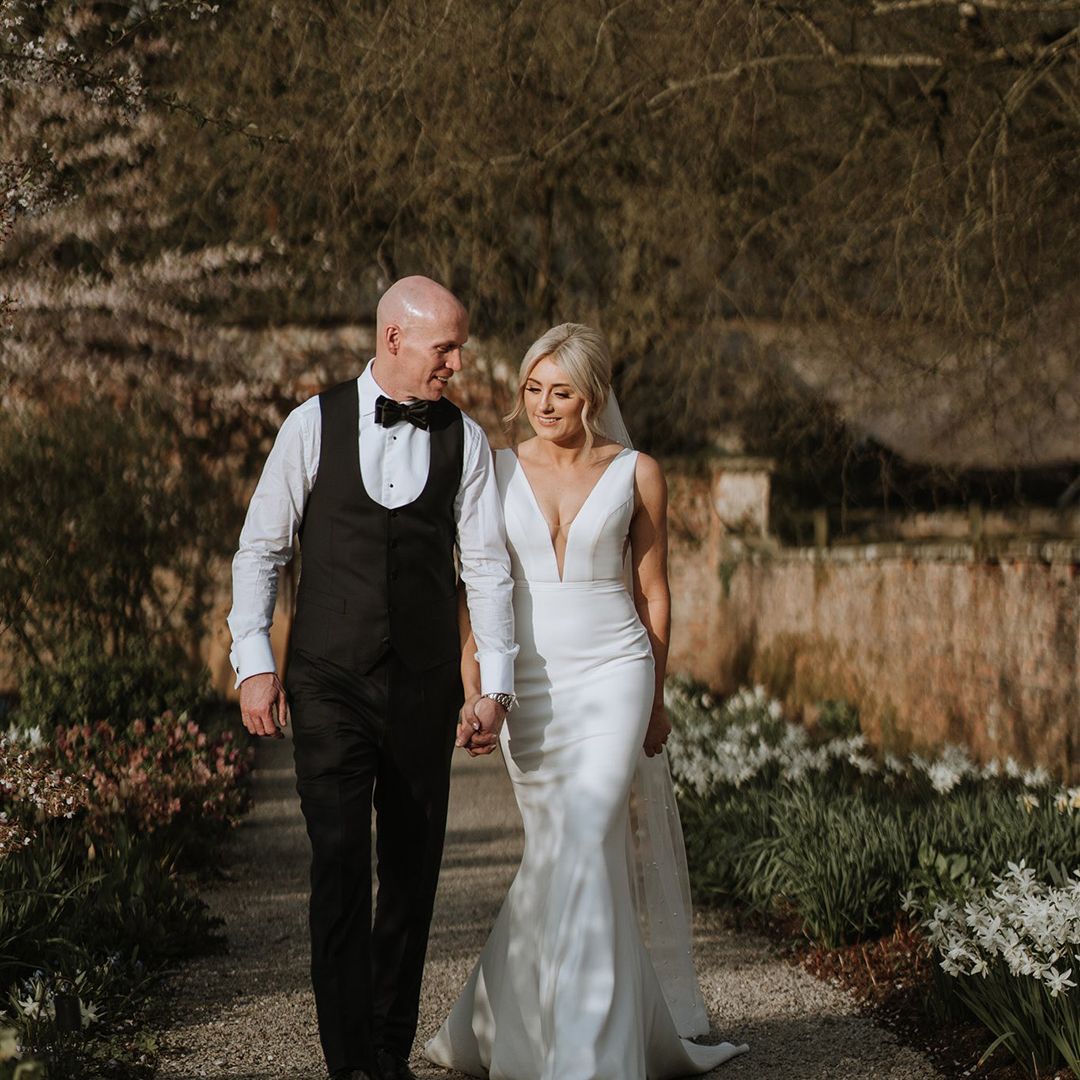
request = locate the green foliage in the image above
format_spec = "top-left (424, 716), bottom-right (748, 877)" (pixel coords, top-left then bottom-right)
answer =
top-left (943, 960), bottom-right (1080, 1077)
top-left (678, 786), bottom-right (783, 913)
top-left (0, 654), bottom-right (247, 1076)
top-left (16, 640), bottom-right (211, 732)
top-left (679, 776), bottom-right (1079, 948)
top-left (816, 699), bottom-right (860, 740)
top-left (920, 864), bottom-right (1080, 1077)
top-left (0, 809), bottom-right (226, 1077)
top-left (0, 395), bottom-right (238, 668)
top-left (0, 823), bottom-right (221, 978)
top-left (769, 787), bottom-right (911, 946)
top-left (911, 845), bottom-right (974, 908)
top-left (668, 679), bottom-right (1080, 947)
top-left (4, 949), bottom-right (166, 1080)
top-left (47, 711), bottom-right (252, 862)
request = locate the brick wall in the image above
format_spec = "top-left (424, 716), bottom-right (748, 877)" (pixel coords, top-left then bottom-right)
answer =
top-left (666, 464), bottom-right (1080, 780)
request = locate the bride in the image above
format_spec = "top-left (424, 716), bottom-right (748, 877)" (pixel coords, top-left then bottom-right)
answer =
top-left (424, 324), bottom-right (749, 1080)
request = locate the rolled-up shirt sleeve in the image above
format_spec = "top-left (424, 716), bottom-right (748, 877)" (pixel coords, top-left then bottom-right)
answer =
top-left (227, 402), bottom-right (319, 686)
top-left (455, 420), bottom-right (517, 695)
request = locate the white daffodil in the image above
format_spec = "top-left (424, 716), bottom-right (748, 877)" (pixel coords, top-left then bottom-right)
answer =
top-left (1045, 968), bottom-right (1077, 998)
top-left (884, 753), bottom-right (908, 775)
top-left (16, 997), bottom-right (40, 1020)
top-left (1022, 766), bottom-right (1051, 789)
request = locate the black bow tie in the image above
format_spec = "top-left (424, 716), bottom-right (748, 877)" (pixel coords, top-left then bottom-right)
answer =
top-left (374, 395), bottom-right (431, 431)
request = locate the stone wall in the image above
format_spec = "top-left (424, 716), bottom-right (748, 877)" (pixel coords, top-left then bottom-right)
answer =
top-left (666, 462), bottom-right (1080, 780)
top-left (10, 438), bottom-right (1073, 782)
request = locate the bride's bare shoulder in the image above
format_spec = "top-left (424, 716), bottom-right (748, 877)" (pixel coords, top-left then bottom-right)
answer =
top-left (632, 452), bottom-right (667, 502)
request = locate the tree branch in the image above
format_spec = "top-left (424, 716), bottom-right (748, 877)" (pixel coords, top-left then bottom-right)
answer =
top-left (872, 0), bottom-right (1080, 13)
top-left (647, 52), bottom-right (946, 111)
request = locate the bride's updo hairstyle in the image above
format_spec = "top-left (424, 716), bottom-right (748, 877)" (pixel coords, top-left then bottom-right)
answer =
top-left (506, 322), bottom-right (612, 451)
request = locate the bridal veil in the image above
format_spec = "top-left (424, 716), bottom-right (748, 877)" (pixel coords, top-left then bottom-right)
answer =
top-left (598, 392), bottom-right (711, 1038)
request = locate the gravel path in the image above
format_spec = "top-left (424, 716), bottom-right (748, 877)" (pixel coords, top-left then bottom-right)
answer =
top-left (156, 736), bottom-right (942, 1080)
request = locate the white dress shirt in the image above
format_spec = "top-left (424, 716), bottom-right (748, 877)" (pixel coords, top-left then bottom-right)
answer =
top-left (228, 360), bottom-right (517, 693)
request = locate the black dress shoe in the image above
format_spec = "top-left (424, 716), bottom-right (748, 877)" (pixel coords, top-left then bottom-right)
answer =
top-left (374, 1049), bottom-right (420, 1080)
top-left (329, 1070), bottom-right (378, 1080)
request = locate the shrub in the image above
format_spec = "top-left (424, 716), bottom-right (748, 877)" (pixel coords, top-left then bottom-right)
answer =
top-left (666, 678), bottom-right (1080, 946)
top-left (921, 862), bottom-right (1080, 1076)
top-left (15, 641), bottom-right (212, 733)
top-left (0, 701), bottom-right (245, 1075)
top-left (769, 786), bottom-right (911, 946)
top-left (816, 698), bottom-right (861, 739)
top-left (0, 823), bottom-right (221, 978)
top-left (0, 737), bottom-right (88, 859)
top-left (44, 712), bottom-right (250, 853)
top-left (0, 394), bottom-right (238, 668)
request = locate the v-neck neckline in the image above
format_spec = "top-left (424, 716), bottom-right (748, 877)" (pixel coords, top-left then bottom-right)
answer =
top-left (512, 446), bottom-right (631, 582)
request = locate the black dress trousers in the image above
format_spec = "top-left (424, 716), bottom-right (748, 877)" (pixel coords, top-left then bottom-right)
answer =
top-left (285, 645), bottom-right (463, 1075)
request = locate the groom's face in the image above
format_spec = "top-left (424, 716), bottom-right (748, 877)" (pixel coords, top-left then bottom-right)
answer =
top-left (393, 306), bottom-right (470, 402)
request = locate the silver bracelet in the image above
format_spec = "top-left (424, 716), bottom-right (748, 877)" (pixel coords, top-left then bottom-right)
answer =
top-left (482, 691), bottom-right (517, 711)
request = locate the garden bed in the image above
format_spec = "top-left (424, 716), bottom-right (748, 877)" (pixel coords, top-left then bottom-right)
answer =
top-left (666, 680), bottom-right (1080, 1079)
top-left (0, 678), bottom-right (253, 1079)
top-left (799, 923), bottom-right (1072, 1080)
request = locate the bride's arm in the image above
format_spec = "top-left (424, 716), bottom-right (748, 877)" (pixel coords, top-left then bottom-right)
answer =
top-left (456, 586), bottom-right (498, 755)
top-left (630, 453), bottom-right (672, 757)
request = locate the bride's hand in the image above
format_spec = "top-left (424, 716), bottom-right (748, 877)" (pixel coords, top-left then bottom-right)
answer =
top-left (456, 694), bottom-right (482, 751)
top-left (456, 693), bottom-right (502, 757)
top-left (642, 704), bottom-right (671, 757)
top-left (467, 696), bottom-right (505, 757)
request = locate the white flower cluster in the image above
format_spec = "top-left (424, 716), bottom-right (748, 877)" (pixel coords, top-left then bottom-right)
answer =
top-left (12, 972), bottom-right (101, 1028)
top-left (2, 724), bottom-right (42, 749)
top-left (924, 861), bottom-right (1080, 998)
top-left (664, 682), bottom-right (1066, 805)
top-left (908, 747), bottom-right (1053, 796)
top-left (0, 735), bottom-right (88, 857)
top-left (665, 683), bottom-right (870, 793)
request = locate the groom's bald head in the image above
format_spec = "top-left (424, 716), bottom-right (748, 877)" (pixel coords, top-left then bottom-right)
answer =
top-left (374, 276), bottom-right (469, 402)
top-left (376, 276), bottom-right (466, 338)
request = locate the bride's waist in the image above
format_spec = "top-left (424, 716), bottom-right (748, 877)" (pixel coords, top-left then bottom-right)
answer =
top-left (511, 579), bottom-right (650, 652)
top-left (512, 578), bottom-right (627, 594)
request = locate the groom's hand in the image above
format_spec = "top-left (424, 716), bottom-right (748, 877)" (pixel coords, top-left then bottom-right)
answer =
top-left (239, 672), bottom-right (289, 739)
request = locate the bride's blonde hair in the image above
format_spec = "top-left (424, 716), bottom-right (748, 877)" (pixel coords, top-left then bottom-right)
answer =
top-left (505, 323), bottom-right (612, 451)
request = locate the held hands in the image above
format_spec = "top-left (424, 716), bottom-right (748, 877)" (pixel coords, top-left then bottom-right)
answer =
top-left (239, 672), bottom-right (289, 739)
top-left (642, 703), bottom-right (671, 757)
top-left (455, 693), bottom-right (506, 757)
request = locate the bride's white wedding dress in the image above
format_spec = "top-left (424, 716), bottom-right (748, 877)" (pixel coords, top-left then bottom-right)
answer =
top-left (424, 446), bottom-right (748, 1080)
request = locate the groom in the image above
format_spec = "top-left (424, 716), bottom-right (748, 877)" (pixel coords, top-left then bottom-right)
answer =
top-left (228, 276), bottom-right (516, 1080)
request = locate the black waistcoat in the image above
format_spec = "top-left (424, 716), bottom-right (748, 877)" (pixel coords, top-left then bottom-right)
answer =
top-left (287, 379), bottom-right (464, 674)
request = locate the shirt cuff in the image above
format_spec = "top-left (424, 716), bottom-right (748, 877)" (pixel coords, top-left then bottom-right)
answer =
top-left (231, 635), bottom-right (278, 689)
top-left (478, 652), bottom-right (516, 697)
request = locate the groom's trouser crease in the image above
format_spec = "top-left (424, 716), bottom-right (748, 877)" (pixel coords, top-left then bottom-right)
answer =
top-left (286, 648), bottom-right (461, 1075)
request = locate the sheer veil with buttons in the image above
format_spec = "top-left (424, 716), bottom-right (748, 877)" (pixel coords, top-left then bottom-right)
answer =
top-left (598, 391), bottom-right (711, 1038)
